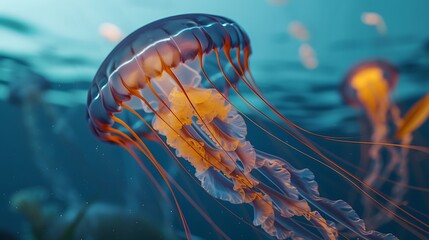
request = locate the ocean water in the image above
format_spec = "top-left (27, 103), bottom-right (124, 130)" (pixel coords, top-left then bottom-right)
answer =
top-left (1, 0), bottom-right (428, 239)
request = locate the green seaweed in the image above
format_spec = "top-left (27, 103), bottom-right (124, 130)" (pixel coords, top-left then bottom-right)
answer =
top-left (59, 203), bottom-right (92, 240)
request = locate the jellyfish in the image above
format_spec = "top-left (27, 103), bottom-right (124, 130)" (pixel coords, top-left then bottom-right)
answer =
top-left (87, 14), bottom-right (397, 239)
top-left (340, 60), bottom-right (413, 229)
top-left (395, 93), bottom-right (429, 140)
top-left (287, 21), bottom-right (318, 69)
top-left (299, 43), bottom-right (318, 70)
top-left (288, 21), bottom-right (309, 42)
top-left (99, 22), bottom-right (123, 43)
top-left (361, 12), bottom-right (387, 35)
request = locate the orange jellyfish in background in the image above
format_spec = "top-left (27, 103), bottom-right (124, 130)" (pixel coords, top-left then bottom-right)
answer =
top-left (87, 14), bottom-right (398, 239)
top-left (396, 93), bottom-right (429, 141)
top-left (341, 60), bottom-right (416, 230)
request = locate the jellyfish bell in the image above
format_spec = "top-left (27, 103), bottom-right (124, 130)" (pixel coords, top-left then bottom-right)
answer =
top-left (87, 14), bottom-right (398, 239)
top-left (341, 60), bottom-right (398, 118)
top-left (87, 14), bottom-right (248, 143)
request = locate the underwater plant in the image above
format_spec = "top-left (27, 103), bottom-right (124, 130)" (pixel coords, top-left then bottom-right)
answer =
top-left (10, 186), bottom-right (200, 240)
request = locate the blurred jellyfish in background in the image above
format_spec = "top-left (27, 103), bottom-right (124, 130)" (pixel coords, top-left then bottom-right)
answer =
top-left (299, 43), bottom-right (318, 70)
top-left (340, 60), bottom-right (429, 231)
top-left (288, 21), bottom-right (309, 42)
top-left (396, 93), bottom-right (429, 140)
top-left (362, 12), bottom-right (387, 36)
top-left (267, 0), bottom-right (288, 6)
top-left (99, 23), bottom-right (123, 43)
top-left (287, 21), bottom-right (318, 69)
